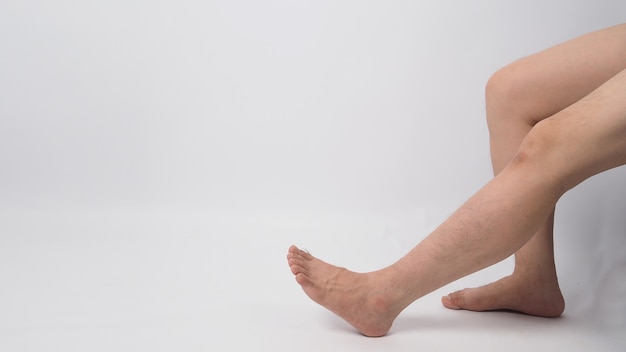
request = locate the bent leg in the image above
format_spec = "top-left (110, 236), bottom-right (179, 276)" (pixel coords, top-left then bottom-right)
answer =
top-left (288, 68), bottom-right (626, 336)
top-left (444, 23), bottom-right (626, 316)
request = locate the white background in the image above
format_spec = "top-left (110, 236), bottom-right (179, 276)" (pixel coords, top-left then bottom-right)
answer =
top-left (1, 1), bottom-right (625, 351)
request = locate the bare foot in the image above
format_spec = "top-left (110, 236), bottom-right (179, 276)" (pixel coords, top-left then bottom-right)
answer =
top-left (441, 273), bottom-right (565, 318)
top-left (287, 245), bottom-right (403, 337)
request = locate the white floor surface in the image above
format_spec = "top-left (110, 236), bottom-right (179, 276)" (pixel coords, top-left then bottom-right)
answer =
top-left (1, 199), bottom-right (625, 351)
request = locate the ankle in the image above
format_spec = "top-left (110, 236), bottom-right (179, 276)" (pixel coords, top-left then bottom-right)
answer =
top-left (512, 266), bottom-right (558, 283)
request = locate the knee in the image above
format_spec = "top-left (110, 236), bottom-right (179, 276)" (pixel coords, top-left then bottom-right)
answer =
top-left (509, 118), bottom-right (570, 190)
top-left (485, 62), bottom-right (537, 128)
top-left (513, 119), bottom-right (560, 163)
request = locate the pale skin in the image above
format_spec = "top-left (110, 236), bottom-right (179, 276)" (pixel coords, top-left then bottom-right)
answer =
top-left (287, 24), bottom-right (626, 337)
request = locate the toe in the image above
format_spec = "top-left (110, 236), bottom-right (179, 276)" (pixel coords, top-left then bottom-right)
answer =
top-left (289, 245), bottom-right (313, 260)
top-left (295, 272), bottom-right (309, 285)
top-left (288, 254), bottom-right (308, 269)
top-left (441, 293), bottom-right (463, 310)
top-left (290, 263), bottom-right (308, 276)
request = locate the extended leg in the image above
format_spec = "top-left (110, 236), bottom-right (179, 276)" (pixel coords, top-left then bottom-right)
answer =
top-left (443, 23), bottom-right (626, 316)
top-left (288, 67), bottom-right (626, 337)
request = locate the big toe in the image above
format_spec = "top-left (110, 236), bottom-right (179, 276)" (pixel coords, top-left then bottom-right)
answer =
top-left (441, 292), bottom-right (465, 310)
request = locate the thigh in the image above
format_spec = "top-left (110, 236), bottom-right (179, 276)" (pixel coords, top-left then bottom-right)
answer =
top-left (499, 23), bottom-right (626, 124)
